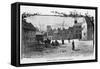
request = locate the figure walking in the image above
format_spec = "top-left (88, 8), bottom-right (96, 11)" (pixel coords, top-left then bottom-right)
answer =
top-left (72, 40), bottom-right (75, 50)
top-left (68, 38), bottom-right (70, 43)
top-left (62, 39), bottom-right (64, 44)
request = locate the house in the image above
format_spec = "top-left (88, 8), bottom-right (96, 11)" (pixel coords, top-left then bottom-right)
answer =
top-left (22, 19), bottom-right (36, 43)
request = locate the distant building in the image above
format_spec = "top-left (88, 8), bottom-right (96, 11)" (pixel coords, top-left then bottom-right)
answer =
top-left (47, 25), bottom-right (53, 40)
top-left (71, 16), bottom-right (94, 40)
top-left (67, 27), bottom-right (74, 39)
top-left (46, 17), bottom-right (93, 40)
top-left (35, 32), bottom-right (44, 43)
top-left (66, 17), bottom-right (88, 40)
top-left (47, 25), bottom-right (52, 32)
top-left (70, 19), bottom-right (82, 39)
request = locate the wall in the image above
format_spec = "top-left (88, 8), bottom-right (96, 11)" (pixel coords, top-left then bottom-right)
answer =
top-left (0, 0), bottom-right (99, 69)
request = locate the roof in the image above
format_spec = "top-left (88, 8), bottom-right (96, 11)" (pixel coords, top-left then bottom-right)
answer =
top-left (73, 23), bottom-right (82, 26)
top-left (35, 32), bottom-right (43, 35)
top-left (22, 19), bottom-right (36, 31)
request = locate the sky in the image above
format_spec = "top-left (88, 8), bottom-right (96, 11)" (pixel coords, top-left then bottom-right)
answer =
top-left (20, 5), bottom-right (95, 31)
top-left (20, 5), bottom-right (95, 16)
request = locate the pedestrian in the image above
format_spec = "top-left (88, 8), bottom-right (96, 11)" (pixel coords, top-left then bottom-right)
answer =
top-left (62, 39), bottom-right (64, 44)
top-left (72, 40), bottom-right (75, 50)
top-left (68, 38), bottom-right (70, 43)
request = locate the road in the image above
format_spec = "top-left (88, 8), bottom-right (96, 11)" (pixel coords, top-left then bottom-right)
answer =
top-left (21, 40), bottom-right (95, 63)
top-left (23, 40), bottom-right (94, 58)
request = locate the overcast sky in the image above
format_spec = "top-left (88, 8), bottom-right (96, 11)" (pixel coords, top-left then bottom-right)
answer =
top-left (20, 5), bottom-right (95, 31)
top-left (20, 5), bottom-right (95, 16)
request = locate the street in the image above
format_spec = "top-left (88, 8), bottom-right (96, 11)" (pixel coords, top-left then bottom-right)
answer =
top-left (22, 39), bottom-right (94, 59)
top-left (21, 39), bottom-right (95, 63)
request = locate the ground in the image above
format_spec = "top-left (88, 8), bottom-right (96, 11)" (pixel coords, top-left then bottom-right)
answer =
top-left (21, 39), bottom-right (95, 63)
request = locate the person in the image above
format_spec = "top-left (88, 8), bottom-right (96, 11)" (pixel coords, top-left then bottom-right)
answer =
top-left (44, 39), bottom-right (48, 48)
top-left (68, 38), bottom-right (70, 43)
top-left (62, 39), bottom-right (64, 44)
top-left (72, 40), bottom-right (75, 50)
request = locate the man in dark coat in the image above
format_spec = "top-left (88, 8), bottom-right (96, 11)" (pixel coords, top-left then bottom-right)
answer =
top-left (68, 38), bottom-right (70, 43)
top-left (62, 39), bottom-right (64, 44)
top-left (72, 40), bottom-right (75, 50)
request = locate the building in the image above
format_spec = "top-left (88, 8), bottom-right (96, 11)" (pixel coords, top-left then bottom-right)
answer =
top-left (22, 19), bottom-right (36, 43)
top-left (21, 18), bottom-right (37, 57)
top-left (69, 18), bottom-right (82, 39)
top-left (47, 25), bottom-right (53, 40)
top-left (45, 17), bottom-right (91, 40)
top-left (67, 27), bottom-right (74, 39)
top-left (47, 25), bottom-right (52, 32)
top-left (73, 23), bottom-right (82, 39)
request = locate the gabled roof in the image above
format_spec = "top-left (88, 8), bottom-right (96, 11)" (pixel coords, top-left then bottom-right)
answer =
top-left (22, 19), bottom-right (36, 31)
